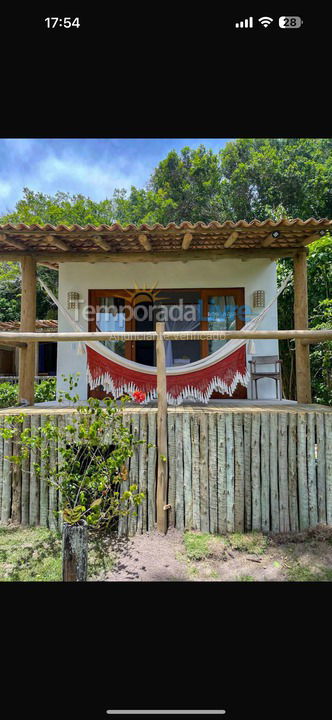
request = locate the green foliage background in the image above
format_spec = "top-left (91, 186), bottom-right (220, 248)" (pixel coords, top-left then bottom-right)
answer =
top-left (0, 138), bottom-right (331, 403)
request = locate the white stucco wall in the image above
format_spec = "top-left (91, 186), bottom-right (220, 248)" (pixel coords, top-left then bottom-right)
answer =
top-left (57, 258), bottom-right (278, 400)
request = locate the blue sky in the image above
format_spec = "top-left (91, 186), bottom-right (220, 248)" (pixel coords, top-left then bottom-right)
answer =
top-left (0, 138), bottom-right (233, 215)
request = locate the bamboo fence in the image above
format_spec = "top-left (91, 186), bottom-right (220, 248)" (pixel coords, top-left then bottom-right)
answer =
top-left (0, 406), bottom-right (331, 535)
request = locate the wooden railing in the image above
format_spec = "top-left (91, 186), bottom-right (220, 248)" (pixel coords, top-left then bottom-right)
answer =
top-left (1, 326), bottom-right (331, 532)
top-left (0, 329), bottom-right (332, 344)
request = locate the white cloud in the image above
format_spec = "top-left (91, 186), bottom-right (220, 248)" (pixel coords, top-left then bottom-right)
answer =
top-left (0, 180), bottom-right (11, 199)
top-left (36, 152), bottom-right (147, 198)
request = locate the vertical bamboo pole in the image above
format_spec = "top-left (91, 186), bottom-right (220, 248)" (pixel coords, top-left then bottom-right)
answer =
top-left (167, 413), bottom-right (176, 527)
top-left (251, 414), bottom-right (261, 531)
top-left (1, 419), bottom-right (12, 524)
top-left (48, 416), bottom-right (58, 532)
top-left (138, 412), bottom-right (148, 533)
top-left (21, 416), bottom-right (31, 525)
top-left (288, 413), bottom-right (299, 532)
top-left (243, 413), bottom-right (252, 531)
top-left (297, 412), bottom-right (309, 530)
top-left (175, 414), bottom-right (184, 530)
top-left (325, 413), bottom-right (332, 526)
top-left (307, 412), bottom-right (318, 527)
top-left (39, 415), bottom-right (49, 527)
top-left (156, 322), bottom-right (168, 534)
top-left (316, 412), bottom-right (326, 525)
top-left (269, 412), bottom-right (279, 532)
top-left (260, 412), bottom-right (270, 533)
top-left (19, 257), bottom-right (36, 406)
top-left (57, 414), bottom-right (65, 533)
top-left (234, 413), bottom-right (244, 532)
top-left (199, 413), bottom-right (209, 532)
top-left (29, 414), bottom-right (40, 525)
top-left (183, 413), bottom-right (193, 530)
top-left (11, 426), bottom-right (22, 524)
top-left (128, 413), bottom-right (139, 536)
top-left (147, 412), bottom-right (157, 531)
top-left (217, 414), bottom-right (227, 534)
top-left (225, 413), bottom-right (235, 533)
top-left (117, 413), bottom-right (130, 537)
top-left (191, 414), bottom-right (200, 530)
top-left (293, 251), bottom-right (311, 404)
top-left (208, 413), bottom-right (217, 533)
top-left (278, 412), bottom-right (290, 532)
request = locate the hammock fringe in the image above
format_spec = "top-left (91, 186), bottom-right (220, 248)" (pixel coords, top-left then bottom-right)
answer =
top-left (87, 366), bottom-right (250, 406)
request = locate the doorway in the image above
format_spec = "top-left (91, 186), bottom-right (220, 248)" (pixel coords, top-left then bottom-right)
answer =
top-left (88, 287), bottom-right (246, 399)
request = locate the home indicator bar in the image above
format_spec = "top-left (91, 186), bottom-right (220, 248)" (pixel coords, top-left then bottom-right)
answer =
top-left (106, 712), bottom-right (226, 716)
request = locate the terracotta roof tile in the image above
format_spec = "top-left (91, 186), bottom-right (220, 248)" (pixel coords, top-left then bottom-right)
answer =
top-left (0, 219), bottom-right (330, 265)
top-left (0, 320), bottom-right (58, 332)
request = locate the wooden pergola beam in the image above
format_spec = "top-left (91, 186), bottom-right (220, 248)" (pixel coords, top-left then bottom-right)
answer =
top-left (293, 250), bottom-right (311, 403)
top-left (261, 232), bottom-right (278, 247)
top-left (92, 235), bottom-right (111, 251)
top-left (44, 235), bottom-right (69, 251)
top-left (37, 261), bottom-right (59, 270)
top-left (138, 233), bottom-right (151, 251)
top-left (0, 234), bottom-right (27, 251)
top-left (182, 232), bottom-right (193, 250)
top-left (0, 248), bottom-right (301, 264)
top-left (18, 257), bottom-right (36, 405)
top-left (224, 231), bottom-right (238, 248)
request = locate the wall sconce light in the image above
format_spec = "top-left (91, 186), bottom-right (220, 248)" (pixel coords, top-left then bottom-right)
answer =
top-left (67, 291), bottom-right (80, 310)
top-left (272, 230), bottom-right (280, 238)
top-left (253, 290), bottom-right (265, 308)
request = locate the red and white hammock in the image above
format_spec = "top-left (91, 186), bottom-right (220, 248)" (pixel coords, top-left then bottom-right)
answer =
top-left (86, 344), bottom-right (248, 404)
top-left (39, 276), bottom-right (291, 405)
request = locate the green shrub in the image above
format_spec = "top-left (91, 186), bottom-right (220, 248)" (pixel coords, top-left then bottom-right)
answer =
top-left (0, 382), bottom-right (18, 408)
top-left (0, 378), bottom-right (56, 408)
top-left (1, 373), bottom-right (145, 531)
top-left (35, 378), bottom-right (56, 403)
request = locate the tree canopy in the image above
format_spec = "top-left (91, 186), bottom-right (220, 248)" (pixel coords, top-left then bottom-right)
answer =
top-left (0, 138), bottom-right (331, 401)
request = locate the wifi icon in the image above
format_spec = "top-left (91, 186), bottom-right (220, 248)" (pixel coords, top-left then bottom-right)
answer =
top-left (258, 16), bottom-right (274, 27)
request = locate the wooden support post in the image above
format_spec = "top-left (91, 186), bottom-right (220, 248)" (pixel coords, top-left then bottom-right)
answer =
top-left (19, 257), bottom-right (36, 405)
top-left (62, 521), bottom-right (88, 581)
top-left (293, 251), bottom-right (312, 403)
top-left (156, 322), bottom-right (168, 533)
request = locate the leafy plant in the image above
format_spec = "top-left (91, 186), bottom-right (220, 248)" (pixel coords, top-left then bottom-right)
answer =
top-left (0, 378), bottom-right (56, 408)
top-left (0, 382), bottom-right (18, 408)
top-left (1, 374), bottom-right (145, 532)
top-left (35, 378), bottom-right (56, 403)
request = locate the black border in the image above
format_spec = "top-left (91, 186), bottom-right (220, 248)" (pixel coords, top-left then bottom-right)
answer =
top-left (1, 8), bottom-right (332, 716)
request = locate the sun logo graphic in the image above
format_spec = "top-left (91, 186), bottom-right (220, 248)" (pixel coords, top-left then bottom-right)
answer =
top-left (124, 282), bottom-right (168, 305)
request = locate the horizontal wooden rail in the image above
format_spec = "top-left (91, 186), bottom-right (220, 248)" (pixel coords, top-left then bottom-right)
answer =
top-left (0, 330), bottom-right (331, 344)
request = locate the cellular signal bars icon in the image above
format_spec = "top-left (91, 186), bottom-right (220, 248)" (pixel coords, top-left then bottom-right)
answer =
top-left (235, 17), bottom-right (253, 28)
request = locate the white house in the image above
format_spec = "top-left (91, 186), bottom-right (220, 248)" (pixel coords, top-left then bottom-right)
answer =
top-left (57, 256), bottom-right (278, 400)
top-left (0, 217), bottom-right (325, 406)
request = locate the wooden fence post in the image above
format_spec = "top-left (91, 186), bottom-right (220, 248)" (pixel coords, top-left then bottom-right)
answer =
top-left (19, 257), bottom-right (36, 406)
top-left (62, 522), bottom-right (88, 582)
top-left (156, 322), bottom-right (168, 534)
top-left (293, 251), bottom-right (312, 403)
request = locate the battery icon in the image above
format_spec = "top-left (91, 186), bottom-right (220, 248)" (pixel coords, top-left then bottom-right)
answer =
top-left (279, 16), bottom-right (303, 28)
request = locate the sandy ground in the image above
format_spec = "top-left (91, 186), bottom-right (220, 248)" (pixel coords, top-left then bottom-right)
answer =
top-left (101, 528), bottom-right (189, 581)
top-left (96, 525), bottom-right (332, 582)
